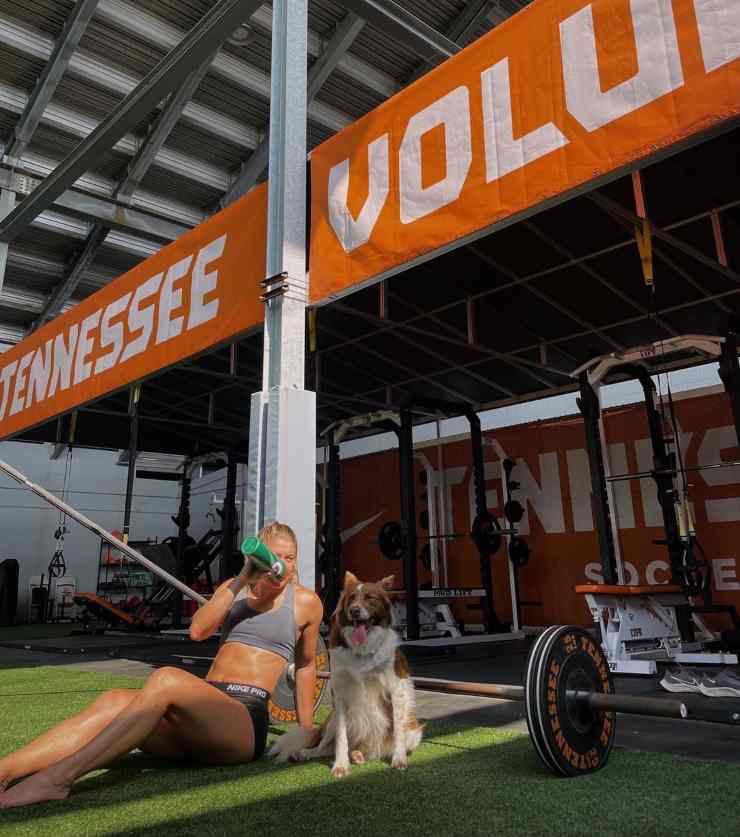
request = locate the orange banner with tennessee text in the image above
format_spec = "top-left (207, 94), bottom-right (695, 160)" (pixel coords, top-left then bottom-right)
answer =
top-left (0, 185), bottom-right (267, 440)
top-left (309, 0), bottom-right (740, 300)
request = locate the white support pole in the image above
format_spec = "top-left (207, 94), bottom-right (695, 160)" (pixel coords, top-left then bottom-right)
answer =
top-left (246, 0), bottom-right (316, 589)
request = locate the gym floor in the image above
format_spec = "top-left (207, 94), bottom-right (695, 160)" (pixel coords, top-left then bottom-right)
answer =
top-left (2, 628), bottom-right (740, 836)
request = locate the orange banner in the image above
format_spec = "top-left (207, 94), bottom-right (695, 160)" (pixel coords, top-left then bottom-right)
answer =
top-left (336, 390), bottom-right (740, 628)
top-left (309, 0), bottom-right (740, 300)
top-left (0, 185), bottom-right (267, 439)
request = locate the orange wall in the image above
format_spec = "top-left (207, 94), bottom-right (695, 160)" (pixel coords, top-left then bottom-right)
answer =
top-left (336, 390), bottom-right (740, 628)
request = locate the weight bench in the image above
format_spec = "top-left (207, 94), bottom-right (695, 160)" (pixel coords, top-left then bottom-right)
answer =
top-left (73, 592), bottom-right (137, 628)
top-left (576, 584), bottom-right (738, 674)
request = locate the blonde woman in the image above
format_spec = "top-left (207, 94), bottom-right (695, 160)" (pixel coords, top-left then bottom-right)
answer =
top-left (0, 522), bottom-right (323, 808)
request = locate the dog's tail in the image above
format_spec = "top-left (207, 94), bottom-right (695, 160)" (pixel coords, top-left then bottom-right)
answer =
top-left (268, 724), bottom-right (322, 763)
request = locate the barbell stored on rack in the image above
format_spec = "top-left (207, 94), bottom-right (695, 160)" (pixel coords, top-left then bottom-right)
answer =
top-left (377, 516), bottom-right (516, 562)
top-left (275, 625), bottom-right (740, 778)
top-left (606, 459), bottom-right (740, 483)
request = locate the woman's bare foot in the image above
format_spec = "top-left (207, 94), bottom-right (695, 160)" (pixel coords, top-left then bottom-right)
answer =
top-left (0, 770), bottom-right (70, 808)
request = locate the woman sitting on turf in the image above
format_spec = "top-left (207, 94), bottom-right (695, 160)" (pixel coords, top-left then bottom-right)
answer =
top-left (0, 521), bottom-right (323, 808)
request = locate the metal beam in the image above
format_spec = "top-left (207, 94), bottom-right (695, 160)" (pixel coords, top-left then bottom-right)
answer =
top-left (521, 220), bottom-right (679, 337)
top-left (589, 193), bottom-right (740, 286)
top-left (98, 0), bottom-right (400, 105)
top-left (0, 0), bottom-right (263, 244)
top-left (339, 0), bottom-right (459, 61)
top-left (4, 0), bottom-right (100, 162)
top-left (0, 163), bottom-right (193, 243)
top-left (0, 78), bottom-right (231, 192)
top-left (407, 0), bottom-right (494, 83)
top-left (222, 12), bottom-right (365, 206)
top-left (117, 52), bottom-right (217, 204)
top-left (31, 224), bottom-right (108, 329)
top-left (468, 244), bottom-right (624, 351)
top-left (0, 12), bottom-right (258, 154)
top-left (31, 52), bottom-right (217, 333)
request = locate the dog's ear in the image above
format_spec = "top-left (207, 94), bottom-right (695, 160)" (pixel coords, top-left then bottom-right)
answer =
top-left (343, 571), bottom-right (359, 590)
top-left (378, 574), bottom-right (395, 590)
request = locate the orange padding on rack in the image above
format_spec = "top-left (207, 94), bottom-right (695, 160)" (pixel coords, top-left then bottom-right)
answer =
top-left (575, 584), bottom-right (684, 596)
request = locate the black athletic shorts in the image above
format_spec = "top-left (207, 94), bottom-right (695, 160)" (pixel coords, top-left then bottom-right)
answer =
top-left (206, 681), bottom-right (270, 759)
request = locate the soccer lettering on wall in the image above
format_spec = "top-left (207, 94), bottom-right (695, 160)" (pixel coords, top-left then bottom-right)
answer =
top-left (309, 0), bottom-right (740, 299)
top-left (0, 186), bottom-right (267, 440)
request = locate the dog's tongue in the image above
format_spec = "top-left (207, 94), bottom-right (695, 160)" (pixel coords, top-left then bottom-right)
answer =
top-left (351, 623), bottom-right (368, 646)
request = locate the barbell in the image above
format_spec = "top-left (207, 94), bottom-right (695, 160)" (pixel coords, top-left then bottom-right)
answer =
top-left (273, 624), bottom-right (740, 777)
top-left (378, 514), bottom-right (524, 564)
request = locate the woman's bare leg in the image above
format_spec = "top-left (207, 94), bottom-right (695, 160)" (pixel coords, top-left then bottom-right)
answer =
top-left (0, 668), bottom-right (255, 809)
top-left (0, 689), bottom-right (136, 790)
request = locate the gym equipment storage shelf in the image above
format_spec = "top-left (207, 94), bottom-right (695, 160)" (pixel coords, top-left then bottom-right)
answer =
top-left (96, 538), bottom-right (157, 609)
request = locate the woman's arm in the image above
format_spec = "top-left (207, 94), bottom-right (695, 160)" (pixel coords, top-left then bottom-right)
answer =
top-left (293, 591), bottom-right (324, 730)
top-left (189, 573), bottom-right (248, 641)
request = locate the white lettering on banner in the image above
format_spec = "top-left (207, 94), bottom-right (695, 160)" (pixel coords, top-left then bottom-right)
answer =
top-left (95, 293), bottom-right (132, 375)
top-left (0, 236), bottom-right (227, 427)
top-left (324, 0), bottom-right (735, 257)
top-left (516, 453), bottom-right (566, 535)
top-left (26, 341), bottom-right (52, 408)
top-left (560, 0), bottom-right (684, 132)
top-left (583, 561), bottom-right (640, 585)
top-left (73, 309), bottom-right (102, 385)
top-left (434, 465), bottom-right (466, 535)
top-left (608, 443), bottom-right (636, 529)
top-left (586, 558), bottom-right (739, 588)
top-left (698, 426), bottom-right (740, 485)
top-left (47, 325), bottom-right (79, 399)
top-left (399, 87), bottom-right (472, 224)
top-left (635, 437), bottom-right (663, 526)
top-left (328, 137), bottom-right (389, 254)
top-left (713, 558), bottom-right (740, 590)
top-left (120, 273), bottom-right (163, 363)
top-left (188, 235), bottom-right (226, 329)
top-left (157, 256), bottom-right (192, 344)
top-left (646, 559), bottom-right (671, 585)
top-left (693, 0), bottom-right (740, 73)
top-left (9, 352), bottom-right (33, 416)
top-left (470, 461), bottom-right (501, 529)
top-left (481, 58), bottom-right (568, 182)
top-left (698, 426), bottom-right (740, 522)
top-left (585, 562), bottom-right (603, 584)
top-left (0, 361), bottom-right (18, 420)
top-left (567, 448), bottom-right (594, 532)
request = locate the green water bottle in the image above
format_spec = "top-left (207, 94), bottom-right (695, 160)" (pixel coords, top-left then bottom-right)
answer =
top-left (241, 537), bottom-right (287, 580)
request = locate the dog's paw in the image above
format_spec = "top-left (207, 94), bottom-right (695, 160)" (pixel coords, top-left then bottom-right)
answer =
top-left (391, 754), bottom-right (408, 770)
top-left (289, 748), bottom-right (313, 763)
top-left (350, 751), bottom-right (365, 765)
top-left (331, 763), bottom-right (350, 779)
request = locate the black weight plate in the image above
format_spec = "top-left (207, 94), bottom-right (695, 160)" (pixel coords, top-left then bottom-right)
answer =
top-left (524, 626), bottom-right (562, 775)
top-left (504, 499), bottom-right (524, 524)
top-left (527, 626), bottom-right (615, 777)
top-left (508, 536), bottom-right (530, 568)
top-left (378, 520), bottom-right (404, 560)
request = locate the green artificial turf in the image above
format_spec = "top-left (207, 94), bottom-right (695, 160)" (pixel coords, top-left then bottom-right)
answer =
top-left (1, 666), bottom-right (739, 837)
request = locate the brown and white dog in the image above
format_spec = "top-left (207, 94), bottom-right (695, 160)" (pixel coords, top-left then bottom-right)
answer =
top-left (270, 572), bottom-right (423, 777)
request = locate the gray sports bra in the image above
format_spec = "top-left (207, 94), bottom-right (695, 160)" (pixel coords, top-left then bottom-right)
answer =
top-left (221, 583), bottom-right (296, 661)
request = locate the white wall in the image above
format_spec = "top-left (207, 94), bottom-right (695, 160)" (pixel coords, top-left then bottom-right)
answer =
top-left (0, 441), bottom-right (181, 620)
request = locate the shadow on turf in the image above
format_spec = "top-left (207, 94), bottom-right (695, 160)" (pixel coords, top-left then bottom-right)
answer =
top-left (0, 722), bottom-right (550, 828)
